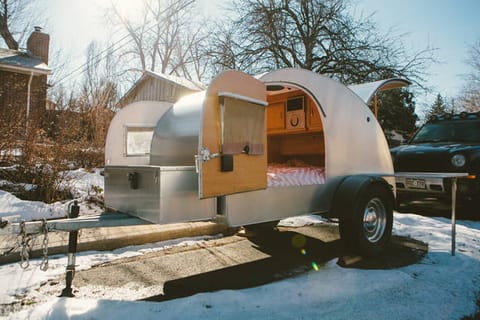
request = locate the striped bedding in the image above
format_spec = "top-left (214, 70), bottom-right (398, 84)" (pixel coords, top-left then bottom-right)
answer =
top-left (267, 163), bottom-right (326, 187)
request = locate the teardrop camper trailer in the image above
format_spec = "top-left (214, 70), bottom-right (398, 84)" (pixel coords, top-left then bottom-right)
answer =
top-left (104, 68), bottom-right (410, 256)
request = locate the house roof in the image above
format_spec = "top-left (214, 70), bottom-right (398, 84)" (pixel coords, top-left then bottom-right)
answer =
top-left (145, 70), bottom-right (206, 91)
top-left (0, 48), bottom-right (51, 75)
top-left (118, 70), bottom-right (206, 106)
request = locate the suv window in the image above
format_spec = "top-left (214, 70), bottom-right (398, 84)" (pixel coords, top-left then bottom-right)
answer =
top-left (411, 120), bottom-right (480, 144)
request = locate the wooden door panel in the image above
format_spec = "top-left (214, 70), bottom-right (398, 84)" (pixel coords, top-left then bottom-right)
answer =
top-left (198, 71), bottom-right (268, 199)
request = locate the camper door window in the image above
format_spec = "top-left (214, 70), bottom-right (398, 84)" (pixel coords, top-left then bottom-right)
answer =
top-left (220, 97), bottom-right (266, 155)
top-left (125, 126), bottom-right (154, 156)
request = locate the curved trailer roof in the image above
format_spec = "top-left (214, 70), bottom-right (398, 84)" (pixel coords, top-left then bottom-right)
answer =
top-left (107, 69), bottom-right (402, 182)
top-left (149, 68), bottom-right (395, 178)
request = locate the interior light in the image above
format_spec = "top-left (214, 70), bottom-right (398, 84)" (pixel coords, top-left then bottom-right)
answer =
top-left (266, 85), bottom-right (284, 91)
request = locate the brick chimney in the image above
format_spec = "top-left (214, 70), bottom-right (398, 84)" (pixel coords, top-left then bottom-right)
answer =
top-left (27, 26), bottom-right (50, 65)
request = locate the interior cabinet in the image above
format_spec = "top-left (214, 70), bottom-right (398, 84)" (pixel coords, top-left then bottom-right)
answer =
top-left (267, 93), bottom-right (323, 134)
top-left (307, 98), bottom-right (323, 131)
top-left (267, 102), bottom-right (285, 131)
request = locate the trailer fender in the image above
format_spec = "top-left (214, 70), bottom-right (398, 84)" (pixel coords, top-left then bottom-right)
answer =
top-left (331, 175), bottom-right (394, 257)
top-left (331, 175), bottom-right (393, 219)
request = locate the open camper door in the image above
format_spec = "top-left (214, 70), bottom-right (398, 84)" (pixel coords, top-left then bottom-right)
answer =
top-left (197, 71), bottom-right (268, 199)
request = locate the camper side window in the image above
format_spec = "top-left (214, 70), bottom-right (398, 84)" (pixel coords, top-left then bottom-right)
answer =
top-left (125, 126), bottom-right (154, 156)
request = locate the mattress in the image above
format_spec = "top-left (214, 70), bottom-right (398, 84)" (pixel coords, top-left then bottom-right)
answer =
top-left (267, 162), bottom-right (326, 187)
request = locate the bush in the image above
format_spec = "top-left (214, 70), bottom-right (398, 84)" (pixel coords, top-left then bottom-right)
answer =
top-left (1, 98), bottom-right (111, 203)
top-left (13, 165), bottom-right (72, 203)
top-left (0, 143), bottom-right (75, 204)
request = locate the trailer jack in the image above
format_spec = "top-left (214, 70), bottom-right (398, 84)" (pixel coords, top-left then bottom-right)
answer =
top-left (60, 201), bottom-right (80, 297)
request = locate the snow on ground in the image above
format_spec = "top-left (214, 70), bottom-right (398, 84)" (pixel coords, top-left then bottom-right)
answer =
top-left (63, 168), bottom-right (104, 200)
top-left (0, 190), bottom-right (66, 222)
top-left (0, 170), bottom-right (479, 319)
top-left (0, 168), bottom-right (104, 222)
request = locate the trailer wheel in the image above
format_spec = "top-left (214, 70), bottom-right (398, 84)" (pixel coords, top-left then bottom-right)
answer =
top-left (339, 184), bottom-right (393, 257)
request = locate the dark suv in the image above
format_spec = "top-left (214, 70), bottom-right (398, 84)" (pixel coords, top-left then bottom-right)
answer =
top-left (390, 112), bottom-right (480, 207)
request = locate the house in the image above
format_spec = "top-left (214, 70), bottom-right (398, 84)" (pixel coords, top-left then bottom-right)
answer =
top-left (117, 70), bottom-right (205, 108)
top-left (0, 27), bottom-right (51, 126)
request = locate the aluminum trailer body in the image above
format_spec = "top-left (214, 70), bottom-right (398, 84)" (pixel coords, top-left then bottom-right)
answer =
top-left (103, 68), bottom-right (409, 256)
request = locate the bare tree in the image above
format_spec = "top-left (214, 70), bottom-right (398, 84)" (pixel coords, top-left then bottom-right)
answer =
top-left (208, 0), bottom-right (435, 86)
top-left (459, 39), bottom-right (480, 112)
top-left (80, 42), bottom-right (118, 110)
top-left (205, 22), bottom-right (260, 75)
top-left (45, 42), bottom-right (117, 149)
top-left (108, 0), bottom-right (208, 81)
top-left (0, 0), bottom-right (20, 49)
top-left (76, 42), bottom-right (117, 147)
top-left (0, 0), bottom-right (42, 49)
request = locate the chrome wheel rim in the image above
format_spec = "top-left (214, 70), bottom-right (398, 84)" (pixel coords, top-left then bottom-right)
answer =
top-left (363, 197), bottom-right (387, 243)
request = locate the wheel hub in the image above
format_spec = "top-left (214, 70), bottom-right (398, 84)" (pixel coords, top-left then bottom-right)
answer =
top-left (363, 198), bottom-right (387, 243)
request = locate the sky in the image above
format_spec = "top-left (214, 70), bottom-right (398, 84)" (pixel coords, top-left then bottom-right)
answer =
top-left (9, 0), bottom-right (480, 117)
top-left (0, 169), bottom-right (479, 319)
top-left (353, 0), bottom-right (480, 114)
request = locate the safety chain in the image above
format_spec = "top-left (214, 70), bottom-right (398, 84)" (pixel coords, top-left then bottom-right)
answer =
top-left (39, 219), bottom-right (49, 271)
top-left (18, 221), bottom-right (32, 269)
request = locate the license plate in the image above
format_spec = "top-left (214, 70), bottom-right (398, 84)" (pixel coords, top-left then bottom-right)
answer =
top-left (406, 178), bottom-right (426, 189)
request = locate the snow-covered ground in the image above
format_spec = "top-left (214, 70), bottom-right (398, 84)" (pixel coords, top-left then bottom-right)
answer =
top-left (0, 169), bottom-right (479, 319)
top-left (0, 168), bottom-right (105, 222)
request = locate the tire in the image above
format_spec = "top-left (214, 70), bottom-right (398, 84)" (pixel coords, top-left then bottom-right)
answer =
top-left (339, 184), bottom-right (393, 257)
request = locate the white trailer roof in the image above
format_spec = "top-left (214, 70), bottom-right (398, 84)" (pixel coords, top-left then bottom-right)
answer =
top-left (260, 68), bottom-right (395, 179)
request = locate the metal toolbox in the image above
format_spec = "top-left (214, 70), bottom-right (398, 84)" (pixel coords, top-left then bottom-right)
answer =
top-left (104, 165), bottom-right (216, 224)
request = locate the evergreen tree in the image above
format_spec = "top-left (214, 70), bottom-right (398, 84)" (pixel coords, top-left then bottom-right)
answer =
top-left (425, 94), bottom-right (448, 119)
top-left (375, 88), bottom-right (418, 142)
